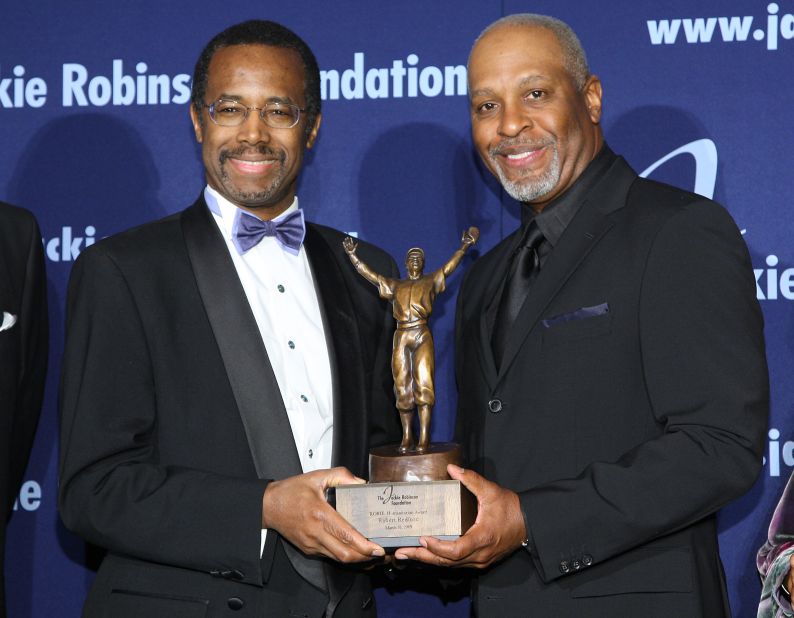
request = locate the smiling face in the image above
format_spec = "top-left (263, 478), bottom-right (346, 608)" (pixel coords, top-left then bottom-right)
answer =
top-left (190, 44), bottom-right (321, 220)
top-left (405, 249), bottom-right (425, 279)
top-left (468, 25), bottom-right (603, 211)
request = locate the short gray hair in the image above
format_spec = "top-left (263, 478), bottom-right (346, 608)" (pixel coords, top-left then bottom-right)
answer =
top-left (470, 14), bottom-right (590, 90)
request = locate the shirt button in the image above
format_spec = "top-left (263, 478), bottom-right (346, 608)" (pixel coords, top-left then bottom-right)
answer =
top-left (300, 395), bottom-right (308, 402)
top-left (488, 399), bottom-right (502, 413)
top-left (288, 340), bottom-right (295, 349)
top-left (308, 449), bottom-right (313, 459)
top-left (277, 284), bottom-right (285, 293)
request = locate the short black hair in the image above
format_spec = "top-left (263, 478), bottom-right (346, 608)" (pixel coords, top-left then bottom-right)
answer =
top-left (191, 20), bottom-right (321, 137)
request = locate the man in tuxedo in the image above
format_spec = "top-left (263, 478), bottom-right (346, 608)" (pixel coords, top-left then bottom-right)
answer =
top-left (59, 20), bottom-right (398, 617)
top-left (0, 202), bottom-right (47, 618)
top-left (395, 14), bottom-right (768, 617)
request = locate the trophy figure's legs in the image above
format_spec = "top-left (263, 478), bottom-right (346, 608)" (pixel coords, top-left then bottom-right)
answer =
top-left (394, 326), bottom-right (435, 453)
top-left (412, 328), bottom-right (434, 453)
top-left (417, 404), bottom-right (431, 452)
top-left (398, 410), bottom-right (415, 453)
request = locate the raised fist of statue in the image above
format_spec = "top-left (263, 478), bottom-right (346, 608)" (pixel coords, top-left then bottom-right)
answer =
top-left (462, 226), bottom-right (480, 247)
top-left (343, 236), bottom-right (358, 255)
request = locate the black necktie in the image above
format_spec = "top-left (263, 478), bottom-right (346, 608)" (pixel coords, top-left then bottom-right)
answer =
top-left (492, 220), bottom-right (544, 370)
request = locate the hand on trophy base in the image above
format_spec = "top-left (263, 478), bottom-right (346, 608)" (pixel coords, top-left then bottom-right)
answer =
top-left (393, 465), bottom-right (527, 569)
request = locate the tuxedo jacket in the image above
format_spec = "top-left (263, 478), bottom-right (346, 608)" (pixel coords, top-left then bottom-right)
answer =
top-left (0, 202), bottom-right (47, 618)
top-left (455, 156), bottom-right (768, 617)
top-left (59, 197), bottom-right (400, 618)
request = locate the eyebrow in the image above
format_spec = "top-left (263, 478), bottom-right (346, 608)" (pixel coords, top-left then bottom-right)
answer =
top-left (469, 87), bottom-right (495, 99)
top-left (517, 74), bottom-right (549, 87)
top-left (216, 93), bottom-right (299, 106)
top-left (469, 74), bottom-right (550, 99)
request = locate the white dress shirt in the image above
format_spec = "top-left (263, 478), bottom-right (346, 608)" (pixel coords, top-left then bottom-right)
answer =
top-left (205, 186), bottom-right (334, 552)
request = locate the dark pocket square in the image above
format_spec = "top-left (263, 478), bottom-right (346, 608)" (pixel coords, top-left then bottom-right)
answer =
top-left (541, 302), bottom-right (609, 328)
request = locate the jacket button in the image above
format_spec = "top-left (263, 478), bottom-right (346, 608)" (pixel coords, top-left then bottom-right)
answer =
top-left (227, 597), bottom-right (245, 610)
top-left (559, 560), bottom-right (570, 574)
top-left (583, 554), bottom-right (593, 566)
top-left (572, 559), bottom-right (581, 570)
top-left (488, 399), bottom-right (502, 413)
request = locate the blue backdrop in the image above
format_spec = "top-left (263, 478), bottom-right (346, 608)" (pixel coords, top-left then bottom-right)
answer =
top-left (2, 1), bottom-right (792, 616)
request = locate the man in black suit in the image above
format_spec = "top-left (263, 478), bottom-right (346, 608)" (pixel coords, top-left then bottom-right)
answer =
top-left (59, 21), bottom-right (398, 617)
top-left (0, 202), bottom-right (47, 618)
top-left (395, 14), bottom-right (768, 617)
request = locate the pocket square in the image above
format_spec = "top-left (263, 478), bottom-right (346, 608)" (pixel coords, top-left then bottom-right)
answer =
top-left (542, 302), bottom-right (609, 328)
top-left (1, 311), bottom-right (17, 332)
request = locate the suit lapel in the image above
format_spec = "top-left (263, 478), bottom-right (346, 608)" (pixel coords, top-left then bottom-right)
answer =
top-left (180, 198), bottom-right (303, 481)
top-left (474, 235), bottom-right (519, 387)
top-left (303, 226), bottom-right (367, 474)
top-left (497, 158), bottom-right (637, 380)
top-left (303, 225), bottom-right (364, 605)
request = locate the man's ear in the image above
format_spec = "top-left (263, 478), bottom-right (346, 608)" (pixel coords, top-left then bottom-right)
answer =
top-left (306, 113), bottom-right (322, 149)
top-left (189, 104), bottom-right (204, 143)
top-left (583, 75), bottom-right (603, 124)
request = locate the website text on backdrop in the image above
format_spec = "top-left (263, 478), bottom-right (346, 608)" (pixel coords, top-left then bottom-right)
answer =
top-left (393, 13), bottom-right (769, 618)
top-left (58, 19), bottom-right (401, 618)
top-left (0, 202), bottom-right (47, 618)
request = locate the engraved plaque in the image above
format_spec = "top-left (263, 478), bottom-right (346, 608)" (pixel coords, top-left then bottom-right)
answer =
top-left (335, 480), bottom-right (476, 547)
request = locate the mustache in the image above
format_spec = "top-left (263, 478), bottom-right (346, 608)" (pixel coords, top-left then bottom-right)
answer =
top-left (219, 146), bottom-right (286, 164)
top-left (489, 138), bottom-right (554, 158)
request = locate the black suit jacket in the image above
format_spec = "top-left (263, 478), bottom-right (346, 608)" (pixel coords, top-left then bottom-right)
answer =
top-left (455, 156), bottom-right (768, 617)
top-left (0, 202), bottom-right (47, 618)
top-left (59, 197), bottom-right (399, 618)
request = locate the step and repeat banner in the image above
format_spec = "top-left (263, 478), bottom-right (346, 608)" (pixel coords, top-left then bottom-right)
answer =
top-left (2, 1), bottom-right (792, 616)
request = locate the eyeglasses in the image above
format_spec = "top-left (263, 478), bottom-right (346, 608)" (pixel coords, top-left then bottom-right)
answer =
top-left (204, 99), bottom-right (305, 129)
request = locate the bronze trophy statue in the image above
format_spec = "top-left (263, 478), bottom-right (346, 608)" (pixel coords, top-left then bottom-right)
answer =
top-left (335, 228), bottom-right (479, 547)
top-left (343, 227), bottom-right (478, 453)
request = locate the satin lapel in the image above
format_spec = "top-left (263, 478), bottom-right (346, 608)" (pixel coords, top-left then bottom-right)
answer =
top-left (303, 225), bottom-right (361, 605)
top-left (303, 226), bottom-right (367, 474)
top-left (475, 233), bottom-right (520, 387)
top-left (180, 198), bottom-right (302, 481)
top-left (497, 158), bottom-right (638, 381)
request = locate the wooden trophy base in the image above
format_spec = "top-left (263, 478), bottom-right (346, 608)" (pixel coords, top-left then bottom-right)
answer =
top-left (334, 443), bottom-right (475, 547)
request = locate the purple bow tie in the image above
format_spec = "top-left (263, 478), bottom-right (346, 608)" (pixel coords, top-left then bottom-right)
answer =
top-left (232, 209), bottom-right (306, 255)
